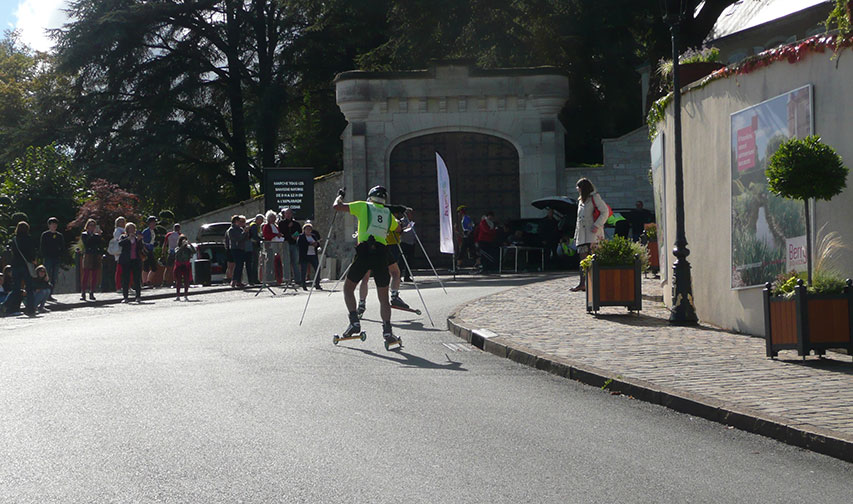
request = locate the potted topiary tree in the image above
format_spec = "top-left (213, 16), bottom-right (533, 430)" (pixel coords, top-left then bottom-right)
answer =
top-left (763, 136), bottom-right (852, 359)
top-left (580, 235), bottom-right (648, 314)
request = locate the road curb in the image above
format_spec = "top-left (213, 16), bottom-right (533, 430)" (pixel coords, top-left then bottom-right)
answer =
top-left (43, 285), bottom-right (238, 312)
top-left (446, 309), bottom-right (853, 464)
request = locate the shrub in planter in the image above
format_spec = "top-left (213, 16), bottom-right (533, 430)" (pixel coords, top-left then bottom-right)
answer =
top-left (581, 236), bottom-right (647, 313)
top-left (766, 135), bottom-right (848, 284)
top-left (764, 271), bottom-right (853, 359)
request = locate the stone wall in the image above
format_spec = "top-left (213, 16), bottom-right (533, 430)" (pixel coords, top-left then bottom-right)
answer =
top-left (335, 63), bottom-right (570, 221)
top-left (565, 126), bottom-right (653, 212)
top-left (312, 171), bottom-right (346, 279)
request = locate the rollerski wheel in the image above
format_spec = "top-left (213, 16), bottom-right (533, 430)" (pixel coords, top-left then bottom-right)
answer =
top-left (334, 332), bottom-right (367, 344)
top-left (384, 337), bottom-right (403, 351)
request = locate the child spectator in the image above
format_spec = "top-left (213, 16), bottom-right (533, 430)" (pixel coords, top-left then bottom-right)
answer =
top-left (80, 219), bottom-right (102, 301)
top-left (31, 265), bottom-right (51, 313)
top-left (118, 222), bottom-right (144, 303)
top-left (111, 216), bottom-right (127, 293)
top-left (141, 216), bottom-right (158, 287)
top-left (173, 235), bottom-right (195, 301)
top-left (39, 217), bottom-right (64, 301)
top-left (162, 223), bottom-right (182, 288)
top-left (297, 221), bottom-right (322, 290)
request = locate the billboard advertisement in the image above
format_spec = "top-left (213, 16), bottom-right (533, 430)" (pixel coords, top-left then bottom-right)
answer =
top-left (730, 85), bottom-right (812, 288)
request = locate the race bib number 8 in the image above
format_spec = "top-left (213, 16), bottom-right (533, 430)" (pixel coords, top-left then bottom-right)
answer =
top-left (366, 205), bottom-right (390, 238)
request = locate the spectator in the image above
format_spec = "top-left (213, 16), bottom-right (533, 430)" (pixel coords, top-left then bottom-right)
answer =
top-left (173, 235), bottom-right (195, 301)
top-left (456, 205), bottom-right (475, 268)
top-left (297, 221), bottom-right (322, 290)
top-left (111, 216), bottom-right (127, 293)
top-left (10, 221), bottom-right (38, 315)
top-left (474, 211), bottom-right (499, 273)
top-left (247, 214), bottom-right (264, 285)
top-left (554, 235), bottom-right (577, 270)
top-left (571, 177), bottom-right (609, 292)
top-left (118, 222), bottom-right (144, 303)
top-left (540, 208), bottom-right (560, 267)
top-left (80, 218), bottom-right (103, 301)
top-left (0, 265), bottom-right (11, 303)
top-left (240, 216), bottom-right (256, 286)
top-left (398, 209), bottom-right (416, 282)
top-left (261, 210), bottom-right (285, 285)
top-left (628, 200), bottom-right (654, 241)
top-left (40, 217), bottom-right (65, 301)
top-left (141, 216), bottom-right (159, 287)
top-left (224, 221), bottom-right (235, 283)
top-left (0, 265), bottom-right (12, 304)
top-left (162, 223), bottom-right (182, 288)
top-left (31, 265), bottom-right (51, 313)
top-left (279, 208), bottom-right (302, 283)
top-left (226, 215), bottom-right (248, 288)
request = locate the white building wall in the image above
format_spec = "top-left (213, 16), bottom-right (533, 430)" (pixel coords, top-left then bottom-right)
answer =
top-left (657, 44), bottom-right (853, 335)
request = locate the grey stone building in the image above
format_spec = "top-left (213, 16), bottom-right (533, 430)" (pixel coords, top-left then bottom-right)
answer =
top-left (334, 62), bottom-right (569, 266)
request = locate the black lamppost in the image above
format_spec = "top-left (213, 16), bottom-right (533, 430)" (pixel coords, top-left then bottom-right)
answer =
top-left (662, 0), bottom-right (699, 325)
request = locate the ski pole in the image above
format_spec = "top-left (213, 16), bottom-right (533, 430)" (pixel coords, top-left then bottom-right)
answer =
top-left (396, 242), bottom-right (434, 327)
top-left (328, 260), bottom-right (353, 296)
top-left (299, 188), bottom-right (344, 326)
top-left (412, 228), bottom-right (447, 294)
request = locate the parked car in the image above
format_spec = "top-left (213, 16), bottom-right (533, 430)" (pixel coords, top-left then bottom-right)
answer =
top-left (195, 222), bottom-right (231, 244)
top-left (191, 241), bottom-right (228, 284)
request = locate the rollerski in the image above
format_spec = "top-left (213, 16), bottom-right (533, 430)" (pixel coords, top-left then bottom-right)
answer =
top-left (333, 313), bottom-right (367, 345)
top-left (383, 322), bottom-right (402, 351)
top-left (357, 299), bottom-right (366, 319)
top-left (391, 294), bottom-right (421, 315)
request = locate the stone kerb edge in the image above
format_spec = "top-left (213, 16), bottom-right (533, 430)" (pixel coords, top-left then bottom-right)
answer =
top-left (445, 307), bottom-right (853, 464)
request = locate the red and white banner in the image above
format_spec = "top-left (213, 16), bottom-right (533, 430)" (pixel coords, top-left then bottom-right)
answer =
top-left (436, 152), bottom-right (454, 254)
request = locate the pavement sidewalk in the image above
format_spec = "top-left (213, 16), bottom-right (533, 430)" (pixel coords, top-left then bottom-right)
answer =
top-left (447, 274), bottom-right (853, 463)
top-left (22, 283), bottom-right (248, 313)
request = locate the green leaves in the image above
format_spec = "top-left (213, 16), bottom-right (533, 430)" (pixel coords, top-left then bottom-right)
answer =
top-left (766, 136), bottom-right (848, 202)
top-left (581, 235), bottom-right (650, 272)
top-left (0, 144), bottom-right (86, 244)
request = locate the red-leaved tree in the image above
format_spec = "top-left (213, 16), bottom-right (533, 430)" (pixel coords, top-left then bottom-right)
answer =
top-left (68, 178), bottom-right (143, 237)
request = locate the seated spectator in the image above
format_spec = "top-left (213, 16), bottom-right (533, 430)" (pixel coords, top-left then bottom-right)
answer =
top-left (31, 265), bottom-right (51, 313)
top-left (0, 265), bottom-right (11, 304)
top-left (554, 235), bottom-right (578, 270)
top-left (509, 229), bottom-right (525, 246)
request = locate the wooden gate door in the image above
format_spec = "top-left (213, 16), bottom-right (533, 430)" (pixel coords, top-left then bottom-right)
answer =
top-left (389, 132), bottom-right (520, 268)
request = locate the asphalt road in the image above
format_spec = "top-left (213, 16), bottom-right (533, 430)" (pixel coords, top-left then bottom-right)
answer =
top-left (2, 275), bottom-right (852, 503)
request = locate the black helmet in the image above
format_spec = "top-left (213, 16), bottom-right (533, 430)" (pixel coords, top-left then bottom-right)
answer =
top-left (367, 185), bottom-right (387, 204)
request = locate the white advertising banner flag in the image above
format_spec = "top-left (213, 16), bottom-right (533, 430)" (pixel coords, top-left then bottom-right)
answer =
top-left (436, 152), bottom-right (454, 254)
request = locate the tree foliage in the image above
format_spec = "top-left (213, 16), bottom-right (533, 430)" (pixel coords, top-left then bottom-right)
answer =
top-left (0, 144), bottom-right (86, 248)
top-left (0, 32), bottom-right (74, 169)
top-left (767, 136), bottom-right (848, 202)
top-left (69, 178), bottom-right (143, 237)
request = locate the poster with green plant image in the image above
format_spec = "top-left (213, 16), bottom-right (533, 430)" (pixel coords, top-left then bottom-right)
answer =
top-left (730, 85), bottom-right (811, 288)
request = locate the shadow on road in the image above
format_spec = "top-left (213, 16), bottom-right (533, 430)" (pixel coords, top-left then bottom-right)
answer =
top-left (345, 346), bottom-right (467, 372)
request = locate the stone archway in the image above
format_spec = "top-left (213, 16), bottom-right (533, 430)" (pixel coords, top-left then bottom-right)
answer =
top-left (390, 132), bottom-right (520, 268)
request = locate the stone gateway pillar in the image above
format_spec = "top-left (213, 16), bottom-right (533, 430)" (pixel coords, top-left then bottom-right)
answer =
top-left (335, 62), bottom-right (569, 266)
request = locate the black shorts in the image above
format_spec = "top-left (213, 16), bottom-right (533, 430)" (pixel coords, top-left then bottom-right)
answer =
top-left (347, 241), bottom-right (391, 288)
top-left (387, 246), bottom-right (399, 266)
top-left (143, 251), bottom-right (158, 271)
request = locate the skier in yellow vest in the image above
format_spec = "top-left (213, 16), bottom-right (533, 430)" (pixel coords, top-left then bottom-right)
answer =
top-left (333, 186), bottom-right (401, 347)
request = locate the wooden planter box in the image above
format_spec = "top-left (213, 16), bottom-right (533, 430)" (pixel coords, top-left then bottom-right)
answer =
top-left (586, 255), bottom-right (642, 313)
top-left (647, 241), bottom-right (659, 272)
top-left (763, 279), bottom-right (853, 358)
